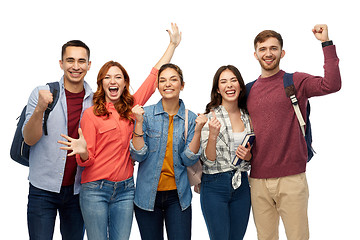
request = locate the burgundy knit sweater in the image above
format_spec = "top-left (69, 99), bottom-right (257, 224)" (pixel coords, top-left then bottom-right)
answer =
top-left (247, 45), bottom-right (341, 179)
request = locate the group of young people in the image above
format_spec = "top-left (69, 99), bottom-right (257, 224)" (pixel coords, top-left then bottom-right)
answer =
top-left (22, 23), bottom-right (341, 240)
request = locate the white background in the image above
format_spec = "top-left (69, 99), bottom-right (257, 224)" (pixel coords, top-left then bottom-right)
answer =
top-left (1, 0), bottom-right (358, 239)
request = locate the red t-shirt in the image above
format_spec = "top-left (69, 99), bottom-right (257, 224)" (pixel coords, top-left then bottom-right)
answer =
top-left (62, 88), bottom-right (85, 186)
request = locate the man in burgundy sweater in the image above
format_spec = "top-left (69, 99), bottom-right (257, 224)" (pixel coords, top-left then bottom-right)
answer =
top-left (246, 24), bottom-right (341, 240)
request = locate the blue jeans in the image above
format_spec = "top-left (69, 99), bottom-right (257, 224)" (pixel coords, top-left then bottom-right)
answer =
top-left (134, 190), bottom-right (191, 240)
top-left (200, 171), bottom-right (251, 240)
top-left (27, 183), bottom-right (84, 240)
top-left (79, 177), bottom-right (135, 240)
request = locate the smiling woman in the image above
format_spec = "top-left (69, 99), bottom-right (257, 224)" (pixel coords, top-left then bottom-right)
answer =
top-left (129, 63), bottom-right (207, 240)
top-left (57, 23), bottom-right (182, 240)
top-left (157, 65), bottom-right (184, 103)
top-left (200, 65), bottom-right (252, 240)
top-left (93, 61), bottom-right (134, 122)
top-left (103, 66), bottom-right (127, 104)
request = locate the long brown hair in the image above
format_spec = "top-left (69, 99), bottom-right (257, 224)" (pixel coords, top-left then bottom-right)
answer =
top-left (205, 65), bottom-right (247, 114)
top-left (93, 61), bottom-right (134, 122)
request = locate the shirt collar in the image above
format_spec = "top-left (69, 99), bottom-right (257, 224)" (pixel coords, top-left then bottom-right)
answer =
top-left (154, 98), bottom-right (185, 119)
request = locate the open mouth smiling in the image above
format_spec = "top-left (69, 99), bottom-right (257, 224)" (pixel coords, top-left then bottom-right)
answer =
top-left (225, 90), bottom-right (236, 95)
top-left (70, 71), bottom-right (82, 77)
top-left (109, 86), bottom-right (119, 94)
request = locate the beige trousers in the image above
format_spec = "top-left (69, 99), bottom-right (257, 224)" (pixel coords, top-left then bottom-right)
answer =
top-left (249, 173), bottom-right (309, 240)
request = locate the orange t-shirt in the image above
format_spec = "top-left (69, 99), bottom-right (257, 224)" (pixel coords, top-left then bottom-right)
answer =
top-left (157, 115), bottom-right (177, 191)
top-left (76, 68), bottom-right (158, 184)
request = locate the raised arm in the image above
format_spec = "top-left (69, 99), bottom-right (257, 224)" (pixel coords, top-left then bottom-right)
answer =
top-left (154, 23), bottom-right (182, 70)
top-left (134, 23), bottom-right (182, 105)
top-left (23, 89), bottom-right (54, 146)
top-left (303, 24), bottom-right (341, 97)
top-left (312, 24), bottom-right (330, 42)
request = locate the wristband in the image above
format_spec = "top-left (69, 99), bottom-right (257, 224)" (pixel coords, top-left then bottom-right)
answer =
top-left (322, 40), bottom-right (333, 48)
top-left (133, 131), bottom-right (144, 137)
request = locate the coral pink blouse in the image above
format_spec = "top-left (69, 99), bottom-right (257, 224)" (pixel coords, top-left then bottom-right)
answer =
top-left (76, 68), bottom-right (158, 184)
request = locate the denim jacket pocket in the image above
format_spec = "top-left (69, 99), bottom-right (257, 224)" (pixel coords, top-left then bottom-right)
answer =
top-left (145, 129), bottom-right (161, 153)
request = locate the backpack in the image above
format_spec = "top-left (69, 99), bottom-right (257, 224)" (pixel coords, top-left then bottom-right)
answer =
top-left (246, 73), bottom-right (315, 162)
top-left (10, 82), bottom-right (60, 166)
top-left (184, 109), bottom-right (202, 194)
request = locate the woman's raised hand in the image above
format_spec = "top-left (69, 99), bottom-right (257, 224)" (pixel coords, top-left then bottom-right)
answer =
top-left (167, 23), bottom-right (182, 47)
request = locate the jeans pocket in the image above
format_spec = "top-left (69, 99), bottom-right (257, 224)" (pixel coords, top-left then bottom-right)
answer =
top-left (201, 173), bottom-right (219, 185)
top-left (81, 181), bottom-right (101, 191)
top-left (125, 178), bottom-right (135, 190)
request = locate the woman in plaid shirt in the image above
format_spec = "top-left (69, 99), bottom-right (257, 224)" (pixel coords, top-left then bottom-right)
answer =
top-left (200, 65), bottom-right (253, 240)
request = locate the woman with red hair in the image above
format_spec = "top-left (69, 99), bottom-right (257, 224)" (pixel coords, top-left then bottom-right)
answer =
top-left (59, 23), bottom-right (181, 240)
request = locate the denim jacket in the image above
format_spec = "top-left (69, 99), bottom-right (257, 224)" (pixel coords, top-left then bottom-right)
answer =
top-left (130, 99), bottom-right (201, 211)
top-left (22, 77), bottom-right (93, 194)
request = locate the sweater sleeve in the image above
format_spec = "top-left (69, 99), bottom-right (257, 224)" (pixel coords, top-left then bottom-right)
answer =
top-left (133, 68), bottom-right (159, 106)
top-left (298, 45), bottom-right (341, 98)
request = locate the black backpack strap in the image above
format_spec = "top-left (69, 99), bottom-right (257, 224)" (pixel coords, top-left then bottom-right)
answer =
top-left (43, 82), bottom-right (60, 135)
top-left (283, 73), bottom-right (306, 136)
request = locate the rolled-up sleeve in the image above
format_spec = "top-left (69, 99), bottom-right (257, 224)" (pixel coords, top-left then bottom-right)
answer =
top-left (181, 145), bottom-right (201, 167)
top-left (129, 139), bottom-right (148, 162)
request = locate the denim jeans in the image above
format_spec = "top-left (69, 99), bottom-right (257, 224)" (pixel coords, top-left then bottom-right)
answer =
top-left (79, 177), bottom-right (135, 240)
top-left (27, 183), bottom-right (84, 240)
top-left (134, 190), bottom-right (191, 240)
top-left (200, 171), bottom-right (251, 240)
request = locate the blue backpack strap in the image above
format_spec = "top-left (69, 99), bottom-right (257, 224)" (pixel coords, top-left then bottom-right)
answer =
top-left (283, 73), bottom-right (315, 161)
top-left (43, 82), bottom-right (60, 135)
top-left (245, 80), bottom-right (257, 100)
top-left (283, 73), bottom-right (294, 89)
top-left (305, 103), bottom-right (314, 161)
top-left (283, 73), bottom-right (306, 136)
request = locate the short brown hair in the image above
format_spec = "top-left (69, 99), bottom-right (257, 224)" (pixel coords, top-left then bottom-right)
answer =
top-left (61, 40), bottom-right (90, 60)
top-left (254, 30), bottom-right (283, 50)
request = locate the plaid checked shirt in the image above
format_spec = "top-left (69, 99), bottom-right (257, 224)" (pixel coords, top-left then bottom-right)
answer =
top-left (200, 105), bottom-right (252, 189)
